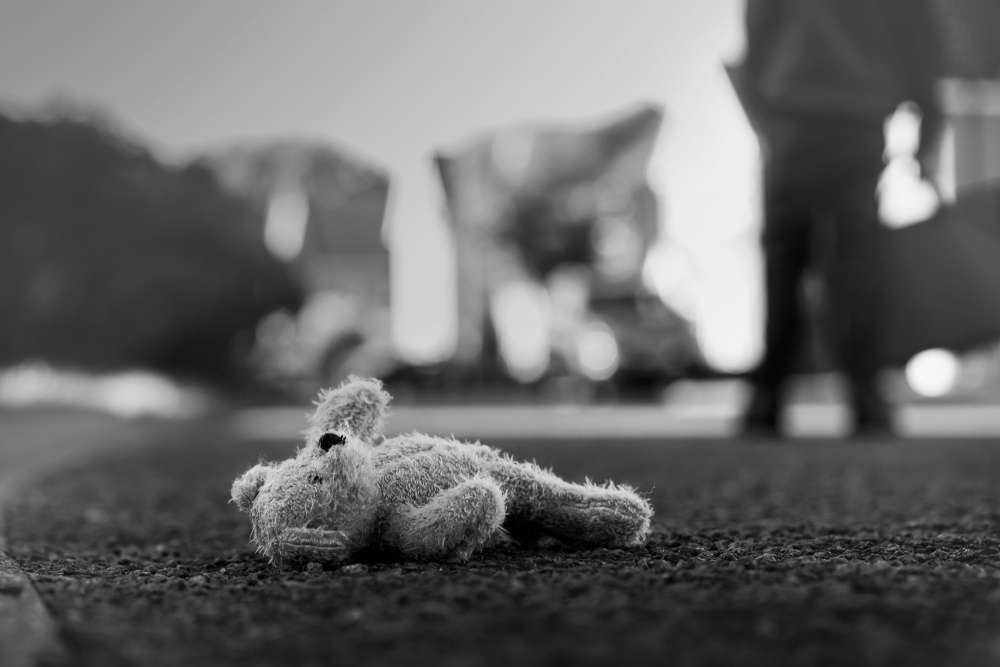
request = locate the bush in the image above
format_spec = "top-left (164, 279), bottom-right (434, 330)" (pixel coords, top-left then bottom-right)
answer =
top-left (0, 111), bottom-right (302, 379)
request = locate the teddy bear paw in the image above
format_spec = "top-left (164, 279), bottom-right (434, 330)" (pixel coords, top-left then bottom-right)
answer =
top-left (444, 542), bottom-right (478, 563)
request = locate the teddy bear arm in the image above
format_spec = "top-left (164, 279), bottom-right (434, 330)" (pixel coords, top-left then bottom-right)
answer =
top-left (270, 527), bottom-right (352, 567)
top-left (382, 476), bottom-right (506, 562)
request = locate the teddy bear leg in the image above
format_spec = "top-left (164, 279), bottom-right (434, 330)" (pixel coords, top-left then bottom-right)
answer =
top-left (525, 481), bottom-right (652, 548)
top-left (385, 476), bottom-right (506, 562)
top-left (270, 527), bottom-right (352, 567)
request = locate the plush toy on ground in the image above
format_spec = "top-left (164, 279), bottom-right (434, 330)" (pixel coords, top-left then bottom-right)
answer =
top-left (232, 377), bottom-right (653, 566)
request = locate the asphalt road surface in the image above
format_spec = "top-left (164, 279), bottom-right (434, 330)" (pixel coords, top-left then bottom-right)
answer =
top-left (2, 410), bottom-right (1000, 667)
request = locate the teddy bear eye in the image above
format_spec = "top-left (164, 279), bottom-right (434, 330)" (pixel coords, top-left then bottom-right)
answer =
top-left (319, 433), bottom-right (346, 451)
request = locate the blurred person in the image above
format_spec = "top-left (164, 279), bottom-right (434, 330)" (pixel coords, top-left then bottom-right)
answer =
top-left (738, 0), bottom-right (945, 436)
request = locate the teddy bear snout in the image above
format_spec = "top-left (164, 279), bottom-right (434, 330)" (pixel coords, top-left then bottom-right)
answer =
top-left (231, 464), bottom-right (271, 512)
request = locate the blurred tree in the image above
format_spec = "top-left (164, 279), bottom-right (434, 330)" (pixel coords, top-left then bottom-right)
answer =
top-left (0, 110), bottom-right (302, 380)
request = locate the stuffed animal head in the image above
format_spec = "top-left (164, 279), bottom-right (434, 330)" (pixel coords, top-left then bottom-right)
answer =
top-left (231, 377), bottom-right (391, 566)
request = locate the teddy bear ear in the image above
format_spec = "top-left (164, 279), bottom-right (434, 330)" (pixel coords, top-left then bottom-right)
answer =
top-left (230, 464), bottom-right (271, 512)
top-left (307, 376), bottom-right (390, 445)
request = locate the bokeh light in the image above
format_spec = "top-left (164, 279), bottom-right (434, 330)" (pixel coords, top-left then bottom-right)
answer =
top-left (490, 282), bottom-right (552, 383)
top-left (576, 323), bottom-right (619, 381)
top-left (906, 348), bottom-right (959, 397)
top-left (263, 187), bottom-right (309, 261)
top-left (879, 104), bottom-right (940, 228)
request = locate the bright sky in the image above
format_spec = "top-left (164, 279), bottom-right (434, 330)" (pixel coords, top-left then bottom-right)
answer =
top-left (0, 0), bottom-right (762, 369)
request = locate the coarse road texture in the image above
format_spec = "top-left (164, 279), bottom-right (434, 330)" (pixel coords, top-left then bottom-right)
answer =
top-left (5, 427), bottom-right (1000, 667)
top-left (0, 410), bottom-right (185, 667)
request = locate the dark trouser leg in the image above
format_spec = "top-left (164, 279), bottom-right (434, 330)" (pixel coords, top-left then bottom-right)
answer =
top-left (756, 198), bottom-right (811, 392)
top-left (748, 116), bottom-right (888, 435)
top-left (827, 177), bottom-right (882, 387)
top-left (826, 172), bottom-right (890, 429)
top-left (746, 194), bottom-right (811, 430)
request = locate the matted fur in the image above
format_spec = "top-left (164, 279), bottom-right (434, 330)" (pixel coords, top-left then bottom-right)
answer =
top-left (231, 376), bottom-right (653, 565)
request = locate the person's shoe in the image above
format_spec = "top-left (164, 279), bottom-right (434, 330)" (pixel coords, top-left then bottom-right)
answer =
top-left (852, 408), bottom-right (896, 439)
top-left (852, 419), bottom-right (895, 439)
top-left (851, 383), bottom-right (895, 439)
top-left (741, 386), bottom-right (781, 438)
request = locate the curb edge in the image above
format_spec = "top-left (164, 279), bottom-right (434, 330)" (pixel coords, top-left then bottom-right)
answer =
top-left (0, 551), bottom-right (66, 667)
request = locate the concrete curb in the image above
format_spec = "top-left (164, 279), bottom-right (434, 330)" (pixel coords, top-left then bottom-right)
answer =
top-left (0, 552), bottom-right (66, 667)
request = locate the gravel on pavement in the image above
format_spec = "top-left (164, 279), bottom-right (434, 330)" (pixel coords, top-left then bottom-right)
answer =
top-left (5, 427), bottom-right (1000, 667)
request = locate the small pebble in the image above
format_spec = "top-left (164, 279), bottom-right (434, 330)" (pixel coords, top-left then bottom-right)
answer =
top-left (340, 563), bottom-right (368, 575)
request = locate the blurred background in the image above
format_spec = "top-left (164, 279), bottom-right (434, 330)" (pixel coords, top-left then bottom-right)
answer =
top-left (2, 0), bottom-right (1000, 426)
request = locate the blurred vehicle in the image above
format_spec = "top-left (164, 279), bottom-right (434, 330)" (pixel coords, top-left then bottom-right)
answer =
top-left (434, 104), bottom-right (701, 395)
top-left (199, 140), bottom-right (396, 397)
top-left (250, 290), bottom-right (395, 392)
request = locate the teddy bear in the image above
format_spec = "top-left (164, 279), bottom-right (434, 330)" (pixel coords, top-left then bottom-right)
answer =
top-left (231, 376), bottom-right (653, 566)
